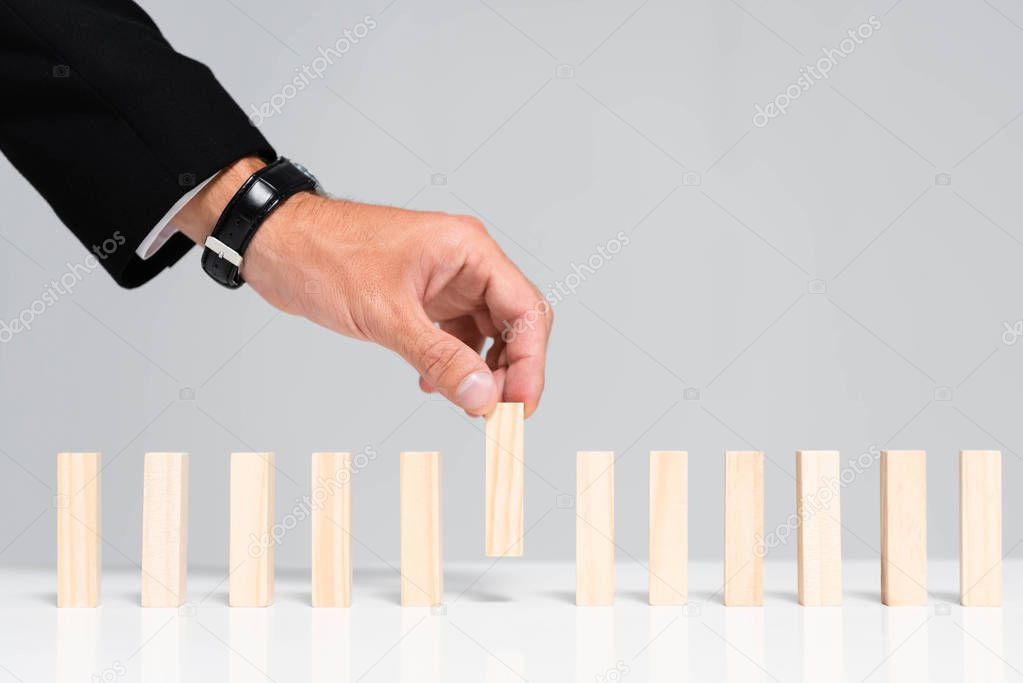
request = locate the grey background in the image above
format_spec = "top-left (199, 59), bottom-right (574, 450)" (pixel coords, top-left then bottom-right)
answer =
top-left (1, 0), bottom-right (1022, 571)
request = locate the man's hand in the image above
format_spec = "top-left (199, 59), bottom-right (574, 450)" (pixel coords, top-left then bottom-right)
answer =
top-left (174, 157), bottom-right (552, 416)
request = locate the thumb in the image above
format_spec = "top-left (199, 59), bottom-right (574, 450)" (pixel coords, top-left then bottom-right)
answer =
top-left (399, 317), bottom-right (498, 415)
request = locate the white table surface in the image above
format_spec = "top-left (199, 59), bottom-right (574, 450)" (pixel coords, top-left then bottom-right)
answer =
top-left (0, 559), bottom-right (1018, 682)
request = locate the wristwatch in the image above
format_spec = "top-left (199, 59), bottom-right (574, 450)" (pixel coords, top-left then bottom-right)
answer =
top-left (201, 157), bottom-right (319, 288)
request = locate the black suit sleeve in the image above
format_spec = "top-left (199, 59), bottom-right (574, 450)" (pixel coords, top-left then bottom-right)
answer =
top-left (0, 0), bottom-right (275, 287)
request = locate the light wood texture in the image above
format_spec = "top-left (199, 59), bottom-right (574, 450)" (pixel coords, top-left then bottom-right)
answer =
top-left (724, 450), bottom-right (763, 606)
top-left (400, 451), bottom-right (443, 606)
top-left (229, 452), bottom-right (275, 607)
top-left (649, 450), bottom-right (687, 605)
top-left (311, 452), bottom-right (352, 607)
top-left (485, 402), bottom-right (525, 557)
top-left (960, 450), bottom-right (1001, 606)
top-left (796, 450), bottom-right (842, 606)
top-left (141, 452), bottom-right (189, 607)
top-left (57, 452), bottom-right (102, 607)
top-left (880, 450), bottom-right (927, 606)
top-left (576, 451), bottom-right (615, 606)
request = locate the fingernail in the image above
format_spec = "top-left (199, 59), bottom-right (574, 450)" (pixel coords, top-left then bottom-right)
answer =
top-left (454, 371), bottom-right (495, 411)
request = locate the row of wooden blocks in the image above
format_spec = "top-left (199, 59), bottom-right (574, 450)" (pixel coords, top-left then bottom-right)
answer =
top-left (638, 448), bottom-right (1001, 608)
top-left (53, 406), bottom-right (1002, 609)
top-left (56, 402), bottom-right (527, 608)
top-left (55, 447), bottom-right (1003, 609)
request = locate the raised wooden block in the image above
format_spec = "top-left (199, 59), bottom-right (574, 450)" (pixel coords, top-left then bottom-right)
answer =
top-left (141, 452), bottom-right (189, 607)
top-left (311, 452), bottom-right (352, 607)
top-left (960, 450), bottom-right (1001, 606)
top-left (229, 452), bottom-right (275, 607)
top-left (796, 450), bottom-right (842, 606)
top-left (400, 451), bottom-right (443, 606)
top-left (485, 402), bottom-right (525, 557)
top-left (724, 450), bottom-right (763, 606)
top-left (880, 450), bottom-right (927, 606)
top-left (57, 452), bottom-right (101, 607)
top-left (576, 451), bottom-right (615, 606)
top-left (649, 450), bottom-right (687, 605)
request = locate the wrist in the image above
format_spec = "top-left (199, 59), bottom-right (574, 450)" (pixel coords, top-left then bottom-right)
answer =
top-left (172, 156), bottom-right (267, 245)
top-left (240, 190), bottom-right (328, 288)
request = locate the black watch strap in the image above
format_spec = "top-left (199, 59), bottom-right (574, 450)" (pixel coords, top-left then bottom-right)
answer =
top-left (201, 157), bottom-right (318, 288)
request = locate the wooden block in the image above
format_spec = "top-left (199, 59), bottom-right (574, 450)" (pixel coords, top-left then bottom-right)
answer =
top-left (229, 452), bottom-right (275, 607)
top-left (960, 450), bottom-right (1001, 606)
top-left (57, 452), bottom-right (101, 607)
top-left (485, 402), bottom-right (525, 557)
top-left (880, 450), bottom-right (927, 606)
top-left (400, 451), bottom-right (443, 606)
top-left (311, 452), bottom-right (352, 607)
top-left (141, 452), bottom-right (189, 607)
top-left (724, 450), bottom-right (763, 606)
top-left (576, 451), bottom-right (615, 606)
top-left (649, 450), bottom-right (687, 605)
top-left (796, 450), bottom-right (842, 606)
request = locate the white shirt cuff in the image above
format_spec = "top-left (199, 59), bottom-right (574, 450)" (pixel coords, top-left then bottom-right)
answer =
top-left (135, 174), bottom-right (217, 259)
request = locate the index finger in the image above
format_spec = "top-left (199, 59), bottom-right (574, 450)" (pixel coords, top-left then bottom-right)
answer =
top-left (484, 256), bottom-right (552, 417)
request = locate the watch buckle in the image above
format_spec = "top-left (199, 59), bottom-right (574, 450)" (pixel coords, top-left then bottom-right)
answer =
top-left (205, 236), bottom-right (243, 268)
